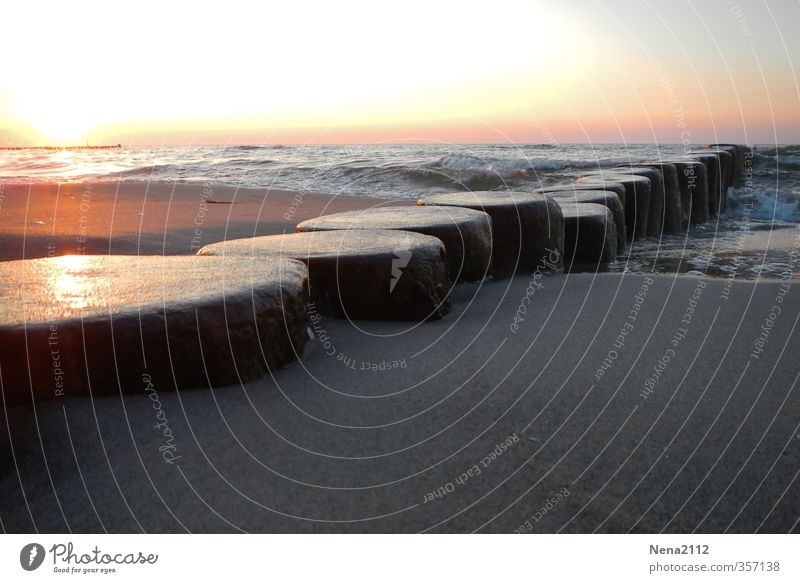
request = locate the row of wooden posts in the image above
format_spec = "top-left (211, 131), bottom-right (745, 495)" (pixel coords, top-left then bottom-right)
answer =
top-left (0, 144), bottom-right (750, 403)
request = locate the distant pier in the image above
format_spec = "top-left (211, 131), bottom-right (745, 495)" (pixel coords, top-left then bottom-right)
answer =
top-left (0, 144), bottom-right (122, 151)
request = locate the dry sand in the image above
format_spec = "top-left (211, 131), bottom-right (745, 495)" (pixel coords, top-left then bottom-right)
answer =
top-left (0, 182), bottom-right (798, 533)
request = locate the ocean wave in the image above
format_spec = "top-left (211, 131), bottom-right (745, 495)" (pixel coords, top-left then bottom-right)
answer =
top-left (3, 144), bottom-right (798, 210)
top-left (752, 147), bottom-right (800, 171)
top-left (726, 186), bottom-right (800, 222)
top-left (406, 154), bottom-right (596, 185)
top-left (774, 156), bottom-right (800, 171)
top-left (104, 163), bottom-right (184, 178)
top-left (227, 145), bottom-right (264, 151)
top-left (216, 158), bottom-right (277, 167)
top-left (754, 145), bottom-right (800, 157)
top-left (10, 160), bottom-right (70, 173)
top-left (225, 144), bottom-right (289, 151)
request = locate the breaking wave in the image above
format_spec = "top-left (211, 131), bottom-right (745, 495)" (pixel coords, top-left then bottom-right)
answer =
top-left (1, 143), bottom-right (798, 211)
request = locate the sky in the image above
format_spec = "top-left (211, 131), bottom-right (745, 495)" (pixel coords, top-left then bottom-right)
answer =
top-left (1, 0), bottom-right (798, 145)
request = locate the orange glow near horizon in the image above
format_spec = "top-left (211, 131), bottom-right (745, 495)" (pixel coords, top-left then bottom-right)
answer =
top-left (1, 1), bottom-right (798, 146)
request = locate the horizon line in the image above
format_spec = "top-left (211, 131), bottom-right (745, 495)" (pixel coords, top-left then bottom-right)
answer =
top-left (2, 141), bottom-right (777, 149)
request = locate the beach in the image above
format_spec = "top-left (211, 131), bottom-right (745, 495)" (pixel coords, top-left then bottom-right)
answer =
top-left (0, 270), bottom-right (797, 533)
top-left (3, 2), bottom-right (800, 577)
top-left (0, 182), bottom-right (406, 261)
top-left (0, 175), bottom-right (798, 533)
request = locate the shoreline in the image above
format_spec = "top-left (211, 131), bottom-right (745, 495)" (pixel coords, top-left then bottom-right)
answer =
top-left (0, 181), bottom-right (414, 261)
top-left (1, 180), bottom-right (798, 282)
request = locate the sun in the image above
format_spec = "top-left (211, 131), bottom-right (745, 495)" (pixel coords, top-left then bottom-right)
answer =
top-left (13, 91), bottom-right (93, 145)
top-left (32, 113), bottom-right (90, 144)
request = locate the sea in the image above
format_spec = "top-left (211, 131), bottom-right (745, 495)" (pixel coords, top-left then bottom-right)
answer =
top-left (2, 143), bottom-right (799, 279)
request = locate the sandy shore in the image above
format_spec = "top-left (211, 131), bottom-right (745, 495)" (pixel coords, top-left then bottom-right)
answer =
top-left (0, 270), bottom-right (797, 533)
top-left (0, 181), bottom-right (411, 261)
top-left (0, 179), bottom-right (797, 533)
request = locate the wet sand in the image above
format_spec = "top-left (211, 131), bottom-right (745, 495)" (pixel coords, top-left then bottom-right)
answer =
top-left (0, 182), bottom-right (411, 261)
top-left (0, 181), bottom-right (798, 533)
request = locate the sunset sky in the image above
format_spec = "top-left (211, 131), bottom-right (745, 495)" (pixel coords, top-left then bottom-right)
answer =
top-left (1, 0), bottom-right (798, 145)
